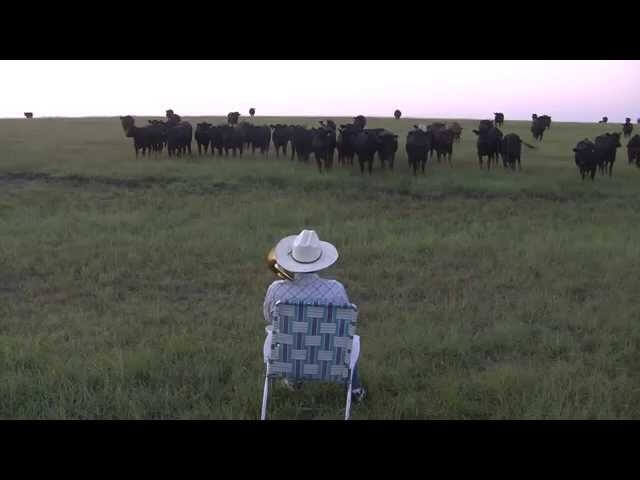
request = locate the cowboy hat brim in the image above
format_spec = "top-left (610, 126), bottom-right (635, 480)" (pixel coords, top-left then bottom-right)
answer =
top-left (274, 235), bottom-right (339, 273)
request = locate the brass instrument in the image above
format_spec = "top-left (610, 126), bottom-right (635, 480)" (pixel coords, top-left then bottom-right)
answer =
top-left (266, 246), bottom-right (294, 281)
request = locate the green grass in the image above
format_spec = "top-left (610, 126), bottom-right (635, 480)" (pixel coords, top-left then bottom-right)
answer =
top-left (1, 116), bottom-right (639, 419)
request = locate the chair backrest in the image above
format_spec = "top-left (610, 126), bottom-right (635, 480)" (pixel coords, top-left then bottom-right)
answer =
top-left (268, 301), bottom-right (358, 384)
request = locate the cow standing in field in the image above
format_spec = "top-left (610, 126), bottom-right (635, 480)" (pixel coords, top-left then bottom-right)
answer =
top-left (473, 120), bottom-right (502, 170)
top-left (599, 116), bottom-right (608, 124)
top-left (448, 122), bottom-right (463, 143)
top-left (531, 117), bottom-right (547, 141)
top-left (354, 129), bottom-right (381, 175)
top-left (311, 122), bottom-right (337, 173)
top-left (195, 122), bottom-right (213, 155)
top-left (24, 112), bottom-right (33, 119)
top-left (627, 134), bottom-right (640, 166)
top-left (337, 122), bottom-right (361, 166)
top-left (270, 124), bottom-right (291, 157)
top-left (163, 112), bottom-right (192, 157)
top-left (249, 125), bottom-right (271, 156)
top-left (148, 120), bottom-right (168, 153)
top-left (539, 115), bottom-right (552, 129)
top-left (120, 115), bottom-right (157, 157)
top-left (227, 112), bottom-right (240, 125)
top-left (622, 118), bottom-right (633, 138)
top-left (394, 110), bottom-right (401, 120)
top-left (372, 129), bottom-right (398, 170)
top-left (494, 112), bottom-right (504, 127)
top-left (594, 132), bottom-right (622, 177)
top-left (219, 124), bottom-right (245, 156)
top-left (500, 133), bottom-right (535, 170)
top-left (291, 126), bottom-right (313, 162)
top-left (573, 139), bottom-right (598, 181)
top-left (406, 126), bottom-right (432, 175)
top-left (432, 127), bottom-right (456, 166)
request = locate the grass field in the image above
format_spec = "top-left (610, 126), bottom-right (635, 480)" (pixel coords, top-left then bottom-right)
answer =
top-left (1, 115), bottom-right (639, 419)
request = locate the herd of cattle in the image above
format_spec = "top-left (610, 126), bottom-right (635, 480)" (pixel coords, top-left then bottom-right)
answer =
top-left (118, 110), bottom-right (640, 180)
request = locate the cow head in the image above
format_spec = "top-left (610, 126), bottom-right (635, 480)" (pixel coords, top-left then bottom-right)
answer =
top-left (120, 115), bottom-right (135, 134)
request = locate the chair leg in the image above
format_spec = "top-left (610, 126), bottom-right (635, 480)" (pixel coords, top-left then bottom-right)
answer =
top-left (261, 369), bottom-right (270, 420)
top-left (345, 374), bottom-right (353, 421)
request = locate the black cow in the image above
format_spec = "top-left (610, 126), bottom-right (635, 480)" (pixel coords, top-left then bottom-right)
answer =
top-left (120, 116), bottom-right (157, 157)
top-left (627, 134), bottom-right (640, 166)
top-left (353, 115), bottom-right (367, 130)
top-left (371, 129), bottom-right (398, 170)
top-left (448, 122), bottom-right (463, 143)
top-left (494, 112), bottom-right (504, 127)
top-left (539, 115), bottom-right (552, 129)
top-left (227, 112), bottom-right (240, 125)
top-left (432, 128), bottom-right (455, 166)
top-left (219, 125), bottom-right (245, 156)
top-left (406, 126), bottom-right (432, 176)
top-left (394, 110), bottom-right (401, 120)
top-left (249, 108), bottom-right (255, 118)
top-left (311, 124), bottom-right (336, 173)
top-left (622, 119), bottom-right (633, 138)
top-left (573, 139), bottom-right (598, 181)
top-left (24, 112), bottom-right (33, 119)
top-left (291, 126), bottom-right (313, 162)
top-left (195, 122), bottom-right (212, 155)
top-left (500, 133), bottom-right (535, 170)
top-left (166, 121), bottom-right (193, 157)
top-left (337, 123), bottom-right (361, 166)
top-left (594, 132), bottom-right (621, 177)
top-left (147, 120), bottom-right (168, 153)
top-left (599, 116), bottom-right (608, 124)
top-left (354, 129), bottom-right (381, 174)
top-left (270, 124), bottom-right (291, 157)
top-left (531, 118), bottom-right (547, 141)
top-left (249, 125), bottom-right (271, 156)
top-left (210, 125), bottom-right (225, 156)
top-left (472, 120), bottom-right (502, 170)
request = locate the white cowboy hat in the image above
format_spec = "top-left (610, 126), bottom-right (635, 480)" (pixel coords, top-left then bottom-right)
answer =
top-left (274, 229), bottom-right (339, 273)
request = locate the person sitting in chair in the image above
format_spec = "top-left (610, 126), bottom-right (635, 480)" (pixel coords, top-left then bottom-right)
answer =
top-left (263, 229), bottom-right (366, 402)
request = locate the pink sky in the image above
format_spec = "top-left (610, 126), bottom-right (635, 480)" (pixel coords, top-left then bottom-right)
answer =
top-left (1, 60), bottom-right (638, 122)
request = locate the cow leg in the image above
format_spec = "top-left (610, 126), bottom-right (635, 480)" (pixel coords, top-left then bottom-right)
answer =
top-left (359, 159), bottom-right (365, 175)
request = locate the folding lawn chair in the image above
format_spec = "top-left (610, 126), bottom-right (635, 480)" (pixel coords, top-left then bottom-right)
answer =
top-left (261, 300), bottom-right (360, 420)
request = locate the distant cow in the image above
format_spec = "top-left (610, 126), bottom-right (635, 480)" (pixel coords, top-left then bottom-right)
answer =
top-left (249, 108), bottom-right (255, 118)
top-left (473, 120), bottom-right (502, 170)
top-left (270, 124), bottom-right (291, 157)
top-left (448, 122), bottom-right (463, 143)
top-left (227, 112), bottom-right (240, 125)
top-left (622, 119), bottom-right (633, 138)
top-left (573, 139), bottom-right (598, 181)
top-left (531, 118), bottom-right (547, 141)
top-left (500, 133), bottom-right (535, 170)
top-left (195, 122), bottom-right (213, 155)
top-left (494, 112), bottom-right (504, 127)
top-left (539, 115), bottom-right (552, 129)
top-left (627, 134), bottom-right (640, 166)
top-left (24, 112), bottom-right (33, 119)
top-left (599, 116), bottom-right (608, 124)
top-left (394, 110), bottom-right (401, 120)
top-left (594, 132), bottom-right (622, 177)
top-left (406, 126), bottom-right (432, 175)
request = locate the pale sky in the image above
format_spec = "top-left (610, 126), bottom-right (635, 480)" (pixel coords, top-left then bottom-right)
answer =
top-left (1, 60), bottom-right (638, 122)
